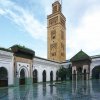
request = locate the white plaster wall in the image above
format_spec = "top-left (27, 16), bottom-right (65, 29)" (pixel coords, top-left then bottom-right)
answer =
top-left (33, 58), bottom-right (60, 82)
top-left (0, 50), bottom-right (14, 86)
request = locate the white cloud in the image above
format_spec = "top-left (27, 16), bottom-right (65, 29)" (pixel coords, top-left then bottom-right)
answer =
top-left (0, 0), bottom-right (47, 41)
top-left (0, 0), bottom-right (100, 59)
top-left (0, 9), bottom-right (5, 15)
top-left (67, 6), bottom-right (100, 59)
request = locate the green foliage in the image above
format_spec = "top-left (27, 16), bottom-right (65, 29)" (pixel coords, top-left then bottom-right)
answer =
top-left (58, 66), bottom-right (67, 81)
top-left (66, 66), bottom-right (72, 80)
top-left (58, 65), bottom-right (72, 81)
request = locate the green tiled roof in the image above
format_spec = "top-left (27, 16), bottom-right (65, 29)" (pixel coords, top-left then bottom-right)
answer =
top-left (70, 50), bottom-right (91, 61)
top-left (11, 45), bottom-right (35, 55)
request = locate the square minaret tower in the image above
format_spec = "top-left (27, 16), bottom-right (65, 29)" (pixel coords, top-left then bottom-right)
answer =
top-left (47, 0), bottom-right (66, 62)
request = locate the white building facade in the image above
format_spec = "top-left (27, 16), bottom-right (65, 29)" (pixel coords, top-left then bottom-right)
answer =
top-left (0, 45), bottom-right (63, 87)
top-left (0, 49), bottom-right (14, 86)
top-left (0, 47), bottom-right (100, 87)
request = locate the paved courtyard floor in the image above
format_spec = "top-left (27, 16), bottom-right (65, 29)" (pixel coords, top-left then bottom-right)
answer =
top-left (0, 80), bottom-right (100, 100)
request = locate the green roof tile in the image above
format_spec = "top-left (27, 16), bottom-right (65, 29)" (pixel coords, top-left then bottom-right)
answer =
top-left (11, 44), bottom-right (35, 55)
top-left (70, 50), bottom-right (91, 61)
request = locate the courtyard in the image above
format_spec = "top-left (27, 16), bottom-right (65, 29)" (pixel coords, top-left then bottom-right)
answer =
top-left (0, 80), bottom-right (100, 100)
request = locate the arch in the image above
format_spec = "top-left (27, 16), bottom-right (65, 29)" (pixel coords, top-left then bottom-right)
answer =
top-left (50, 71), bottom-right (53, 82)
top-left (90, 61), bottom-right (100, 77)
top-left (33, 69), bottom-right (38, 83)
top-left (77, 67), bottom-right (82, 80)
top-left (73, 70), bottom-right (76, 81)
top-left (18, 66), bottom-right (28, 78)
top-left (73, 70), bottom-right (76, 74)
top-left (84, 69), bottom-right (87, 80)
top-left (56, 71), bottom-right (59, 81)
top-left (92, 66), bottom-right (100, 79)
top-left (77, 67), bottom-right (82, 74)
top-left (42, 70), bottom-right (46, 82)
top-left (0, 67), bottom-right (8, 87)
top-left (19, 69), bottom-right (26, 85)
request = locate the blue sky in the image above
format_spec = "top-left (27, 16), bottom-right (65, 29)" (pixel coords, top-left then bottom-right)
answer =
top-left (0, 0), bottom-right (100, 59)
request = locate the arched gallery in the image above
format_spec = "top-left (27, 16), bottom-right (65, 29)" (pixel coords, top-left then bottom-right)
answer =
top-left (0, 45), bottom-right (100, 87)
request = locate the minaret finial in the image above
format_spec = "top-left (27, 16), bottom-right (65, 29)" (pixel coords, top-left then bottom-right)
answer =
top-left (54, 0), bottom-right (62, 12)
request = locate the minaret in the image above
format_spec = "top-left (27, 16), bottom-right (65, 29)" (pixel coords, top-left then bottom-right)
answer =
top-left (47, 0), bottom-right (66, 62)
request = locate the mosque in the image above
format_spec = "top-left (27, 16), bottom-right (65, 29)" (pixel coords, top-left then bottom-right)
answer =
top-left (0, 1), bottom-right (100, 87)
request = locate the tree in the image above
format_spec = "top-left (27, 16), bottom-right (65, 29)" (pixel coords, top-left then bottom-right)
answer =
top-left (58, 66), bottom-right (67, 81)
top-left (58, 65), bottom-right (72, 81)
top-left (66, 65), bottom-right (72, 80)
